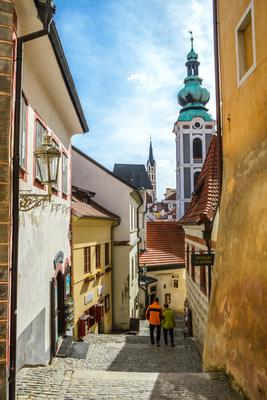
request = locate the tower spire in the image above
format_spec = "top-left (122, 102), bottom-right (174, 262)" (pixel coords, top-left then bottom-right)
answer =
top-left (189, 30), bottom-right (193, 50)
top-left (148, 137), bottom-right (155, 166)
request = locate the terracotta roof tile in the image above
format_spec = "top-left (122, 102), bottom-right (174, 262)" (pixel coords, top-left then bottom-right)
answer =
top-left (139, 221), bottom-right (185, 266)
top-left (179, 135), bottom-right (219, 225)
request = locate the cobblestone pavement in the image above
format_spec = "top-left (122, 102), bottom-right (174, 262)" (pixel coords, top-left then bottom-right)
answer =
top-left (16, 317), bottom-right (242, 399)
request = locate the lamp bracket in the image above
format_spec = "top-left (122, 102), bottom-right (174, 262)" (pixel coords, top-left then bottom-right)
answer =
top-left (19, 191), bottom-right (50, 212)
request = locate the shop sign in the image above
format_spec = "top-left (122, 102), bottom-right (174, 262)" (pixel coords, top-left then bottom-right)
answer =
top-left (65, 274), bottom-right (71, 296)
top-left (84, 291), bottom-right (94, 305)
top-left (191, 253), bottom-right (215, 266)
top-left (97, 285), bottom-right (104, 296)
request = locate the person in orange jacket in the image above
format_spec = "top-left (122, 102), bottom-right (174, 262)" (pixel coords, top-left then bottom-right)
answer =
top-left (145, 297), bottom-right (162, 346)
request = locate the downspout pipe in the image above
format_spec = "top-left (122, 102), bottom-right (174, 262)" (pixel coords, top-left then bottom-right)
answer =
top-left (10, 27), bottom-right (51, 400)
top-left (213, 0), bottom-right (223, 195)
top-left (110, 218), bottom-right (121, 330)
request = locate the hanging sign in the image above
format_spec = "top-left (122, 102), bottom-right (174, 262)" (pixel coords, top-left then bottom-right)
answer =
top-left (191, 253), bottom-right (215, 266)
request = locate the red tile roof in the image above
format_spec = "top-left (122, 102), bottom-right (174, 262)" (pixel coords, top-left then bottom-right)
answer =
top-left (165, 191), bottom-right (176, 201)
top-left (139, 221), bottom-right (185, 266)
top-left (179, 135), bottom-right (219, 225)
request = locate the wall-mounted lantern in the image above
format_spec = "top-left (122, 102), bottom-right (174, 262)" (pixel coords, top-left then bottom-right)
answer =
top-left (19, 132), bottom-right (61, 212)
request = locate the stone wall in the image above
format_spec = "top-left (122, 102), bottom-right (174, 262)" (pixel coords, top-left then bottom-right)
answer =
top-left (203, 1), bottom-right (267, 399)
top-left (0, 0), bottom-right (14, 397)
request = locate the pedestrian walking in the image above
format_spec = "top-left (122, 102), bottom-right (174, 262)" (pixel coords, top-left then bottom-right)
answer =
top-left (145, 297), bottom-right (162, 346)
top-left (162, 303), bottom-right (176, 347)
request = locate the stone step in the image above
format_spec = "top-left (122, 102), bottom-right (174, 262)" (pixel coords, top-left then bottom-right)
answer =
top-left (65, 369), bottom-right (242, 400)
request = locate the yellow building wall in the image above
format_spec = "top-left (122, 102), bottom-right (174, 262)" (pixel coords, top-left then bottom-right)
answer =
top-left (72, 217), bottom-right (113, 337)
top-left (204, 1), bottom-right (267, 399)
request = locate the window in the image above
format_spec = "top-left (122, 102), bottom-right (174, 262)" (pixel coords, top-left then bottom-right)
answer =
top-left (236, 1), bottom-right (256, 85)
top-left (104, 294), bottom-right (110, 313)
top-left (52, 140), bottom-right (60, 192)
top-left (165, 293), bottom-right (171, 303)
top-left (173, 279), bottom-right (178, 288)
top-left (182, 125), bottom-right (190, 129)
top-left (200, 266), bottom-right (207, 295)
top-left (131, 257), bottom-right (134, 282)
top-left (105, 243), bottom-right (110, 266)
top-left (84, 247), bottom-right (91, 274)
top-left (95, 245), bottom-right (100, 269)
top-left (191, 247), bottom-right (195, 281)
top-left (193, 138), bottom-right (202, 160)
top-left (35, 120), bottom-right (46, 180)
top-left (186, 245), bottom-right (190, 273)
top-left (19, 95), bottom-right (27, 170)
top-left (163, 284), bottom-right (166, 289)
top-left (194, 171), bottom-right (201, 188)
top-left (62, 153), bottom-right (68, 195)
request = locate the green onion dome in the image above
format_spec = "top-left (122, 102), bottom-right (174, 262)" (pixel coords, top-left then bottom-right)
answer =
top-left (178, 75), bottom-right (210, 108)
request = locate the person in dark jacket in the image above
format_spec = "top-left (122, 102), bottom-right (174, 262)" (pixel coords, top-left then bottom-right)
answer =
top-left (145, 297), bottom-right (162, 346)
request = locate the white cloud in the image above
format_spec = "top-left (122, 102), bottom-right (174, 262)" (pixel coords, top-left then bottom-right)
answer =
top-left (127, 72), bottom-right (154, 83)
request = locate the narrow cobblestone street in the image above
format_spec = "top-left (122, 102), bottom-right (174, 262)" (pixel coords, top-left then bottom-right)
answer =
top-left (16, 317), bottom-right (242, 399)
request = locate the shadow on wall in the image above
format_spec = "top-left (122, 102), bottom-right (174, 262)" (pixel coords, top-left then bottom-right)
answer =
top-left (16, 308), bottom-right (49, 371)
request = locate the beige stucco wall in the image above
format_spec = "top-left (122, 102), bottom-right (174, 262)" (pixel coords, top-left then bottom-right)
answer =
top-left (203, 1), bottom-right (267, 399)
top-left (72, 217), bottom-right (113, 337)
top-left (141, 268), bottom-right (186, 314)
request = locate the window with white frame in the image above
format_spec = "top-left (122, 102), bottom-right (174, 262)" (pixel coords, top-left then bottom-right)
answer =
top-left (62, 153), bottom-right (68, 195)
top-left (52, 140), bottom-right (60, 191)
top-left (35, 120), bottom-right (46, 180)
top-left (19, 95), bottom-right (27, 170)
top-left (236, 1), bottom-right (256, 86)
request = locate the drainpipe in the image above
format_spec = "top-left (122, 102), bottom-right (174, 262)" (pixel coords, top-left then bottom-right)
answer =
top-left (110, 218), bottom-right (121, 329)
top-left (10, 18), bottom-right (54, 400)
top-left (213, 0), bottom-right (223, 195)
top-left (135, 189), bottom-right (146, 312)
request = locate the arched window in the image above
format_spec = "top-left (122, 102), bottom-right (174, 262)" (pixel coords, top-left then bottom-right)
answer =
top-left (194, 171), bottom-right (201, 188)
top-left (193, 138), bottom-right (202, 160)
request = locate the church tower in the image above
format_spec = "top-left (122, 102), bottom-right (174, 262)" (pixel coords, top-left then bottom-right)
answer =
top-left (173, 33), bottom-right (216, 219)
top-left (147, 139), bottom-right (157, 202)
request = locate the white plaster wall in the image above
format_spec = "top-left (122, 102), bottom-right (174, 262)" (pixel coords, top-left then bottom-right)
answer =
top-left (72, 150), bottom-right (131, 241)
top-left (149, 269), bottom-right (186, 313)
top-left (18, 103), bottom-right (72, 359)
top-left (174, 118), bottom-right (216, 219)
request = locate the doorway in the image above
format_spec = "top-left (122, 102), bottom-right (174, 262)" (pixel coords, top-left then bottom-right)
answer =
top-left (56, 271), bottom-right (65, 337)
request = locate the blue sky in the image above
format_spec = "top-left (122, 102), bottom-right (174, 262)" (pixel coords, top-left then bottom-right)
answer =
top-left (55, 0), bottom-right (215, 199)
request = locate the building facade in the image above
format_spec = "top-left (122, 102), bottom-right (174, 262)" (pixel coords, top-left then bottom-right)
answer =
top-left (204, 1), bottom-right (267, 399)
top-left (0, 0), bottom-right (88, 397)
top-left (71, 188), bottom-right (119, 338)
top-left (0, 1), bottom-right (14, 396)
top-left (15, 0), bottom-right (88, 371)
top-left (180, 136), bottom-right (219, 351)
top-left (72, 147), bottom-right (143, 330)
top-left (173, 36), bottom-right (216, 220)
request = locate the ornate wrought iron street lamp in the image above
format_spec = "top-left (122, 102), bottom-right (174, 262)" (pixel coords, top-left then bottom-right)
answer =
top-left (19, 132), bottom-right (61, 212)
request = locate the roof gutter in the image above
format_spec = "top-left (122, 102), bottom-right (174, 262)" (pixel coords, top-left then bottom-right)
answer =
top-left (213, 0), bottom-right (223, 197)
